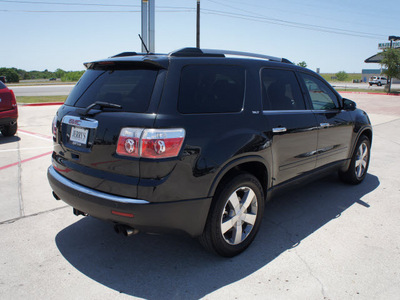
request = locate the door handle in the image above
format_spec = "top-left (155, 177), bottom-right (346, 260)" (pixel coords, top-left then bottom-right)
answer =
top-left (273, 127), bottom-right (287, 133)
top-left (320, 123), bottom-right (331, 128)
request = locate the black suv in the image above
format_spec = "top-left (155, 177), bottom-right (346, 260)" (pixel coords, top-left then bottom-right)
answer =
top-left (48, 48), bottom-right (372, 257)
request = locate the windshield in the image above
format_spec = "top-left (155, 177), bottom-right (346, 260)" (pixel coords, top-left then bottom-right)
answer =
top-left (65, 68), bottom-right (158, 113)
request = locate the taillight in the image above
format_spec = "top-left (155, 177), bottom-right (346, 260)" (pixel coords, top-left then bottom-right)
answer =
top-left (141, 129), bottom-right (185, 159)
top-left (116, 128), bottom-right (185, 159)
top-left (116, 128), bottom-right (144, 158)
top-left (52, 116), bottom-right (57, 139)
top-left (9, 89), bottom-right (17, 107)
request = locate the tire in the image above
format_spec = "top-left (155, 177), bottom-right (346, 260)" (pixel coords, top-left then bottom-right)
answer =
top-left (339, 135), bottom-right (370, 184)
top-left (199, 173), bottom-right (265, 257)
top-left (1, 122), bottom-right (17, 137)
top-left (378, 82), bottom-right (382, 86)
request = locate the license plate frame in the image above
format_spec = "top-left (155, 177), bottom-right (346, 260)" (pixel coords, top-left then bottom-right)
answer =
top-left (69, 126), bottom-right (89, 145)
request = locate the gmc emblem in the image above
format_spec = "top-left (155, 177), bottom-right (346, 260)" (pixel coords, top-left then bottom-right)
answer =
top-left (69, 119), bottom-right (81, 126)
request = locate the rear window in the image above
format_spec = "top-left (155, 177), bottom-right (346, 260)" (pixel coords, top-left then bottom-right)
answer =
top-left (0, 81), bottom-right (6, 89)
top-left (178, 65), bottom-right (245, 114)
top-left (65, 68), bottom-right (158, 113)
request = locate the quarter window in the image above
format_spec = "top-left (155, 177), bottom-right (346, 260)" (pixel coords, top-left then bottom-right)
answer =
top-left (178, 65), bottom-right (245, 114)
top-left (300, 73), bottom-right (338, 110)
top-left (261, 69), bottom-right (305, 110)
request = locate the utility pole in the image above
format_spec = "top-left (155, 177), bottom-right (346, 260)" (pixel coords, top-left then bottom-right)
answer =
top-left (141, 0), bottom-right (155, 53)
top-left (141, 0), bottom-right (148, 53)
top-left (196, 0), bottom-right (200, 48)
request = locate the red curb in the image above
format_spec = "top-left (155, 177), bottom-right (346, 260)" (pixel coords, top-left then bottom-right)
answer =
top-left (339, 91), bottom-right (400, 96)
top-left (20, 102), bottom-right (64, 106)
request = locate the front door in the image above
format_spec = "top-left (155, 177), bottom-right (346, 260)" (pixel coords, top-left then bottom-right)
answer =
top-left (298, 73), bottom-right (353, 168)
top-left (261, 68), bottom-right (319, 185)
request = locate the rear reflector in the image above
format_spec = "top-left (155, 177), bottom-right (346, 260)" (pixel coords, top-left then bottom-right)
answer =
top-left (111, 210), bottom-right (134, 218)
top-left (116, 128), bottom-right (185, 159)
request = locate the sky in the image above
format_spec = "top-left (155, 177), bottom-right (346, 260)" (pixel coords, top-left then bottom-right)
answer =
top-left (0, 0), bottom-right (399, 73)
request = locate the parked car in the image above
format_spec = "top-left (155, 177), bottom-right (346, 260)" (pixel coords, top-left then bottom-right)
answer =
top-left (0, 76), bottom-right (6, 83)
top-left (48, 48), bottom-right (372, 257)
top-left (369, 76), bottom-right (388, 86)
top-left (0, 81), bottom-right (18, 137)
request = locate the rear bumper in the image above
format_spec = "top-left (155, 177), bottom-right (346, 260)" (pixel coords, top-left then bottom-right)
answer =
top-left (0, 108), bottom-right (18, 127)
top-left (47, 166), bottom-right (212, 237)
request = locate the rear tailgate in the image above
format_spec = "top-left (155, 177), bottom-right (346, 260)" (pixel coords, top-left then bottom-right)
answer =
top-left (52, 62), bottom-right (166, 199)
top-left (0, 88), bottom-right (14, 112)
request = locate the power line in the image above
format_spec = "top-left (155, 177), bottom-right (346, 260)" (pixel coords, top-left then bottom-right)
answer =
top-left (201, 8), bottom-right (386, 40)
top-left (0, 0), bottom-right (387, 39)
top-left (0, 0), bottom-right (194, 10)
top-left (0, 9), bottom-right (194, 13)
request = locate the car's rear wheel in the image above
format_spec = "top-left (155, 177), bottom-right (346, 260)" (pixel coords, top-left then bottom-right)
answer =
top-left (339, 135), bottom-right (370, 184)
top-left (1, 122), bottom-right (17, 137)
top-left (199, 173), bottom-right (264, 257)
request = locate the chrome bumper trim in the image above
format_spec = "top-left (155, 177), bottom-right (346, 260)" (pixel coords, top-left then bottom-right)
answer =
top-left (48, 166), bottom-right (149, 205)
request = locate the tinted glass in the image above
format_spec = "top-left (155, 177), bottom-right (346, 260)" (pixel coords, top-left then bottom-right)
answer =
top-left (65, 69), bottom-right (158, 113)
top-left (178, 65), bottom-right (245, 114)
top-left (261, 69), bottom-right (305, 110)
top-left (0, 81), bottom-right (6, 89)
top-left (300, 73), bottom-right (338, 110)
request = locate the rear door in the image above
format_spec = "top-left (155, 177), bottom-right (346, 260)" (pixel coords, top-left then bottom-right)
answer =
top-left (261, 68), bottom-right (318, 185)
top-left (298, 72), bottom-right (353, 168)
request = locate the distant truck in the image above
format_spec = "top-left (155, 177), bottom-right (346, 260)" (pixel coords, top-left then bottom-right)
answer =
top-left (369, 76), bottom-right (388, 86)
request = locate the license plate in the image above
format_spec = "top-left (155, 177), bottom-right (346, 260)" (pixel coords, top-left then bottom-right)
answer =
top-left (70, 126), bottom-right (88, 145)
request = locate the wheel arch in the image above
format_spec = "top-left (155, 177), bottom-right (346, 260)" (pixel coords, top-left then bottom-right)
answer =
top-left (341, 126), bottom-right (372, 172)
top-left (207, 156), bottom-right (270, 202)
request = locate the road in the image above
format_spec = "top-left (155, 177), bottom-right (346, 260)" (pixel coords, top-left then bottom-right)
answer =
top-left (10, 84), bottom-right (74, 96)
top-left (0, 93), bottom-right (400, 299)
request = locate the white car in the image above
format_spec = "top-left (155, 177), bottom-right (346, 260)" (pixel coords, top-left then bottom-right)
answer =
top-left (369, 76), bottom-right (388, 86)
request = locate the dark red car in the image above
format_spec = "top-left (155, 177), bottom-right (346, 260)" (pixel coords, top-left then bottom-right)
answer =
top-left (0, 81), bottom-right (18, 136)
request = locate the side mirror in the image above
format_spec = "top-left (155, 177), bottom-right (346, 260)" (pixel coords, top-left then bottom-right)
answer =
top-left (342, 98), bottom-right (357, 110)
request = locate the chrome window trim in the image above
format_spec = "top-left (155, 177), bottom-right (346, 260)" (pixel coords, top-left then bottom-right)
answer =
top-left (49, 166), bottom-right (149, 205)
top-left (262, 110), bottom-right (314, 114)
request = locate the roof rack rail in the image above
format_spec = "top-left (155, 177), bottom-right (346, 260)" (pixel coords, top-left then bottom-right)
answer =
top-left (111, 52), bottom-right (138, 58)
top-left (169, 47), bottom-right (292, 63)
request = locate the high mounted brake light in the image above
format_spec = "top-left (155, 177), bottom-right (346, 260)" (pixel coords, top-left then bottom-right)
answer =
top-left (116, 128), bottom-right (185, 159)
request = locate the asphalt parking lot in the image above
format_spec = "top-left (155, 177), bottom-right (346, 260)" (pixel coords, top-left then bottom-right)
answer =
top-left (1, 93), bottom-right (400, 299)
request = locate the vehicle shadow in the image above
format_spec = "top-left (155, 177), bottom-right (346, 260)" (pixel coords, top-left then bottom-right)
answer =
top-left (55, 173), bottom-right (379, 299)
top-left (0, 134), bottom-right (20, 144)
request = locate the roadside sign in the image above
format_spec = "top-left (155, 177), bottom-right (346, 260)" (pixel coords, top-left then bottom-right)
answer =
top-left (378, 41), bottom-right (400, 49)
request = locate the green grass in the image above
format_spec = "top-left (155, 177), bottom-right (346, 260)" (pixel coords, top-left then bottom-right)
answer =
top-left (320, 73), bottom-right (362, 82)
top-left (16, 95), bottom-right (66, 104)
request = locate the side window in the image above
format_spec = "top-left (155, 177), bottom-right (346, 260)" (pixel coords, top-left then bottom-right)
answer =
top-left (178, 65), bottom-right (245, 114)
top-left (261, 69), bottom-right (305, 110)
top-left (300, 73), bottom-right (339, 110)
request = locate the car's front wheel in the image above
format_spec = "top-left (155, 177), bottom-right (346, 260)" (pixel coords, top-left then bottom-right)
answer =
top-left (339, 135), bottom-right (371, 184)
top-left (199, 173), bottom-right (265, 257)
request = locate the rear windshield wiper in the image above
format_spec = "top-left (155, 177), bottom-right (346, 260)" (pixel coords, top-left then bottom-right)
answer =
top-left (80, 101), bottom-right (122, 116)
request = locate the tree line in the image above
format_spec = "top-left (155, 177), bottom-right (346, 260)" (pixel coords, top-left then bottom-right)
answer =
top-left (0, 67), bottom-right (85, 83)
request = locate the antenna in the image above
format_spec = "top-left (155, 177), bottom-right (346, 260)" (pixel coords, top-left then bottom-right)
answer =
top-left (138, 34), bottom-right (150, 54)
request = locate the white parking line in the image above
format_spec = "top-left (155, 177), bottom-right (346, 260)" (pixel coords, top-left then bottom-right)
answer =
top-left (18, 129), bottom-right (53, 141)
